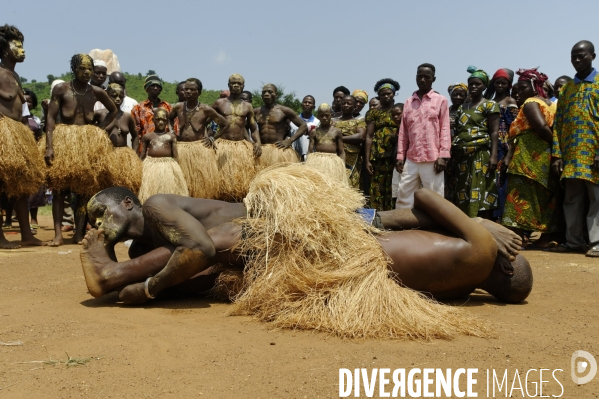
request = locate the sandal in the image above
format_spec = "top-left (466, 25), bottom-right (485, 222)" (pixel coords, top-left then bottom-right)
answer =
top-left (585, 246), bottom-right (599, 258)
top-left (548, 244), bottom-right (586, 254)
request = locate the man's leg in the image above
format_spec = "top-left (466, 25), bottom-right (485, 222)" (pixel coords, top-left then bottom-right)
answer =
top-left (395, 159), bottom-right (421, 209)
top-left (47, 191), bottom-right (65, 247)
top-left (378, 198), bottom-right (522, 261)
top-left (14, 196), bottom-right (43, 246)
top-left (562, 178), bottom-right (587, 250)
top-left (585, 180), bottom-right (599, 256)
top-left (80, 229), bottom-right (173, 297)
top-left (419, 161), bottom-right (445, 198)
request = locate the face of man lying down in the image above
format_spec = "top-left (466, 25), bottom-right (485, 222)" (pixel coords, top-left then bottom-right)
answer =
top-left (87, 194), bottom-right (133, 244)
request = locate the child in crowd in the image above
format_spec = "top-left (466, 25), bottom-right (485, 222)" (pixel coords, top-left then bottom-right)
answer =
top-left (305, 103), bottom-right (347, 185)
top-left (138, 108), bottom-right (188, 202)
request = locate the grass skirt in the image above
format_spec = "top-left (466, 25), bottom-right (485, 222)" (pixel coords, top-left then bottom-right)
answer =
top-left (220, 164), bottom-right (492, 340)
top-left (178, 141), bottom-right (219, 199)
top-left (138, 156), bottom-right (189, 203)
top-left (215, 139), bottom-right (256, 201)
top-left (0, 114), bottom-right (46, 197)
top-left (255, 144), bottom-right (299, 171)
top-left (38, 124), bottom-right (114, 197)
top-left (108, 147), bottom-right (143, 194)
top-left (305, 152), bottom-right (349, 186)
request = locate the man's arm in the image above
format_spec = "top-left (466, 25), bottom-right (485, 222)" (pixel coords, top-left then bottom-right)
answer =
top-left (336, 128), bottom-right (346, 162)
top-left (364, 120), bottom-right (375, 175)
top-left (168, 103), bottom-right (180, 132)
top-left (140, 136), bottom-right (148, 160)
top-left (127, 113), bottom-right (139, 150)
top-left (396, 109), bottom-right (408, 173)
top-left (171, 134), bottom-right (179, 161)
top-left (435, 97), bottom-right (451, 173)
top-left (247, 106), bottom-right (261, 157)
top-left (275, 107), bottom-right (306, 148)
top-left (45, 84), bottom-right (63, 165)
top-left (94, 87), bottom-right (118, 130)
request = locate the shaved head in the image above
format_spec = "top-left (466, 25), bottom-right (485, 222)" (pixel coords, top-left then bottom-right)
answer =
top-left (573, 40), bottom-right (595, 53)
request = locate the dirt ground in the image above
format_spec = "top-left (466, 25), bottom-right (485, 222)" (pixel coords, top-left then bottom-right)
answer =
top-left (1, 215), bottom-right (598, 398)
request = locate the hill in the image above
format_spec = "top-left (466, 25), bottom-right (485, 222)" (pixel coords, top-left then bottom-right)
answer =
top-left (23, 73), bottom-right (221, 117)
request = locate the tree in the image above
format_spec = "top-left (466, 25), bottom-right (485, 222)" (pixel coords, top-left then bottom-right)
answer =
top-left (20, 77), bottom-right (27, 84)
top-left (31, 79), bottom-right (37, 83)
top-left (251, 83), bottom-right (302, 114)
top-left (47, 74), bottom-right (55, 84)
top-left (147, 70), bottom-right (156, 76)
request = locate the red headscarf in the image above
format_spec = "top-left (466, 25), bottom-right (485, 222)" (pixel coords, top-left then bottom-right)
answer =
top-left (516, 68), bottom-right (549, 98)
top-left (491, 69), bottom-right (514, 88)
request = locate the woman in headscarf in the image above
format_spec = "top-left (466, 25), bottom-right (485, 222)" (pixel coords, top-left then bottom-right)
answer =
top-left (449, 66), bottom-right (500, 218)
top-left (364, 78), bottom-right (400, 210)
top-left (447, 83), bottom-right (468, 138)
top-left (352, 89), bottom-right (368, 119)
top-left (485, 68), bottom-right (519, 222)
top-left (501, 68), bottom-right (560, 248)
top-left (334, 94), bottom-right (366, 189)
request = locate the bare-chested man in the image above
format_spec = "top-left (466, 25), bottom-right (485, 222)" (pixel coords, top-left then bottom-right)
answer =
top-left (211, 75), bottom-right (260, 201)
top-left (80, 186), bottom-right (528, 306)
top-left (168, 78), bottom-right (229, 199)
top-left (0, 24), bottom-right (43, 248)
top-left (254, 84), bottom-right (307, 168)
top-left (45, 53), bottom-right (117, 246)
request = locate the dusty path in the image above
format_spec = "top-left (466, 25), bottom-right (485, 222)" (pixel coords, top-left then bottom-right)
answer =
top-left (0, 215), bottom-right (597, 398)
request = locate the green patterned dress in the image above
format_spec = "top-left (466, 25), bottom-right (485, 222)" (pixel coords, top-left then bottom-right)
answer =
top-left (333, 118), bottom-right (366, 189)
top-left (366, 108), bottom-right (397, 211)
top-left (502, 98), bottom-right (559, 232)
top-left (449, 100), bottom-right (500, 217)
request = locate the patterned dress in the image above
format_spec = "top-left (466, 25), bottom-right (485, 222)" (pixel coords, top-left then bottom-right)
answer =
top-left (552, 74), bottom-right (599, 185)
top-left (333, 118), bottom-right (366, 189)
top-left (449, 99), bottom-right (500, 217)
top-left (366, 108), bottom-right (398, 211)
top-left (502, 98), bottom-right (559, 232)
top-left (494, 104), bottom-right (519, 219)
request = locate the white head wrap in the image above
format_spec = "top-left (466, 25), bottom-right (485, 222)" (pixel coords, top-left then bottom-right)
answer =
top-left (93, 60), bottom-right (107, 68)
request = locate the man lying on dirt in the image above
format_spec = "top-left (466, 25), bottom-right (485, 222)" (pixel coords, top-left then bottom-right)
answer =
top-left (80, 185), bottom-right (531, 305)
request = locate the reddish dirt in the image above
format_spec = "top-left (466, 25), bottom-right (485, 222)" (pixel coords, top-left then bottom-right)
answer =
top-left (0, 215), bottom-right (598, 398)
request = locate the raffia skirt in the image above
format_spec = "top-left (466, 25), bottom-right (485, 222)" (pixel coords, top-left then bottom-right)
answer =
top-left (255, 144), bottom-right (299, 171)
top-left (107, 147), bottom-right (143, 194)
top-left (215, 138), bottom-right (256, 202)
top-left (38, 124), bottom-right (114, 197)
top-left (177, 140), bottom-right (219, 199)
top-left (138, 156), bottom-right (189, 203)
top-left (305, 152), bottom-right (349, 186)
top-left (0, 114), bottom-right (46, 198)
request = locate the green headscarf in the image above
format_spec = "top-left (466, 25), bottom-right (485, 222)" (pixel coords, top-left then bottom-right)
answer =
top-left (467, 65), bottom-right (490, 87)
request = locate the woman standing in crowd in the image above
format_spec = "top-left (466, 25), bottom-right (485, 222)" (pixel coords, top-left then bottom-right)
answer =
top-left (334, 95), bottom-right (366, 189)
top-left (485, 69), bottom-right (519, 222)
top-left (449, 66), bottom-right (500, 218)
top-left (446, 83), bottom-right (468, 199)
top-left (501, 68), bottom-right (560, 248)
top-left (364, 78), bottom-right (400, 211)
top-left (352, 89), bottom-right (368, 119)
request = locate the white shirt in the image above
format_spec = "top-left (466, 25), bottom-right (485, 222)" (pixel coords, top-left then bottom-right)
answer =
top-left (94, 96), bottom-right (138, 113)
top-left (290, 114), bottom-right (320, 160)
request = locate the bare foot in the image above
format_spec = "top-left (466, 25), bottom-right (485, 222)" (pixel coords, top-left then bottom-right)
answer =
top-left (475, 218), bottom-right (522, 261)
top-left (80, 229), bottom-right (113, 297)
top-left (20, 236), bottom-right (44, 247)
top-left (119, 282), bottom-right (151, 305)
top-left (0, 237), bottom-right (20, 249)
top-left (44, 235), bottom-right (64, 247)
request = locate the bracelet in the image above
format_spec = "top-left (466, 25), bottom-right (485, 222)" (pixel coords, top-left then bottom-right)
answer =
top-left (144, 277), bottom-right (156, 299)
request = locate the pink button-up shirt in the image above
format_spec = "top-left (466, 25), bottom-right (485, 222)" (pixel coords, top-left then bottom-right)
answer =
top-left (397, 90), bottom-right (451, 162)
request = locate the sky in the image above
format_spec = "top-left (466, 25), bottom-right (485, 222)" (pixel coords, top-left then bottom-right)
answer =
top-left (6, 0), bottom-right (599, 105)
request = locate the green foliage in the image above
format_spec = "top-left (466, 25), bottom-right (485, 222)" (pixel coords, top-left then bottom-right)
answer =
top-left (47, 74), bottom-right (55, 84)
top-left (251, 84), bottom-right (302, 113)
top-left (22, 72), bottom-right (222, 117)
top-left (20, 76), bottom-right (27, 83)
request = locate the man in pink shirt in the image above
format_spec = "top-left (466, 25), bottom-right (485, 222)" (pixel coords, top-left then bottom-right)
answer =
top-left (395, 63), bottom-right (451, 208)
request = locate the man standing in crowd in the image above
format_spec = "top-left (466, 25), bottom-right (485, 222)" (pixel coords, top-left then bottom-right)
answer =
top-left (254, 84), bottom-right (307, 168)
top-left (130, 75), bottom-right (174, 153)
top-left (289, 95), bottom-right (319, 161)
top-left (395, 63), bottom-right (450, 208)
top-left (90, 60), bottom-right (107, 88)
top-left (551, 40), bottom-right (599, 257)
top-left (332, 86), bottom-right (350, 118)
